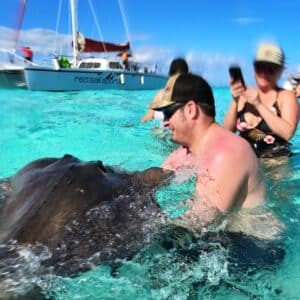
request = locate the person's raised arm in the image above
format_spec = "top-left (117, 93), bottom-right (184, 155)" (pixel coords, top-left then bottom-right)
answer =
top-left (140, 109), bottom-right (154, 123)
top-left (177, 150), bottom-right (247, 229)
top-left (223, 81), bottom-right (246, 131)
top-left (196, 150), bottom-right (247, 213)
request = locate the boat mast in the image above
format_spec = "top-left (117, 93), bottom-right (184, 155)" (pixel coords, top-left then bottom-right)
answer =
top-left (70, 0), bottom-right (79, 66)
top-left (14, 0), bottom-right (27, 51)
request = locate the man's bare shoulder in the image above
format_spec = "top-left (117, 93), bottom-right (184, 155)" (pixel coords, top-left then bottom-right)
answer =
top-left (201, 127), bottom-right (257, 182)
top-left (208, 126), bottom-right (254, 160)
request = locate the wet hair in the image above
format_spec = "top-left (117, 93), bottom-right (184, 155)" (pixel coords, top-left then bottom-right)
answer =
top-left (168, 58), bottom-right (189, 76)
top-left (172, 73), bottom-right (216, 118)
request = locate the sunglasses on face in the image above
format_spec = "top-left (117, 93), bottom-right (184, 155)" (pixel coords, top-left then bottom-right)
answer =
top-left (254, 62), bottom-right (281, 75)
top-left (161, 103), bottom-right (184, 121)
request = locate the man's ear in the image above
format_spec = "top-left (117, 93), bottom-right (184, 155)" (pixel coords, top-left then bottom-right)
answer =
top-left (185, 100), bottom-right (198, 119)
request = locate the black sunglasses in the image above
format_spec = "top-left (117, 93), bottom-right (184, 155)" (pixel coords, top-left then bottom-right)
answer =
top-left (254, 62), bottom-right (281, 75)
top-left (161, 103), bottom-right (184, 121)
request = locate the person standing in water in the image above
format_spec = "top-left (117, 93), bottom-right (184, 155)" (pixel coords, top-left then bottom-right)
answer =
top-left (224, 43), bottom-right (299, 158)
top-left (140, 58), bottom-right (189, 123)
top-left (151, 73), bottom-right (266, 229)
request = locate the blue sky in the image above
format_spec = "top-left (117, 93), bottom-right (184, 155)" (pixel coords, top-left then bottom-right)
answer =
top-left (1, 0), bottom-right (300, 86)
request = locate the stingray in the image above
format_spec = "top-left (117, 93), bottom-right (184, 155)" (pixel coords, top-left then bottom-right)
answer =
top-left (0, 154), bottom-right (173, 276)
top-left (0, 155), bottom-right (286, 299)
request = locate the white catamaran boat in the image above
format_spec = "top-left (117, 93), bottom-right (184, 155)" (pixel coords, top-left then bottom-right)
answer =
top-left (24, 0), bottom-right (167, 91)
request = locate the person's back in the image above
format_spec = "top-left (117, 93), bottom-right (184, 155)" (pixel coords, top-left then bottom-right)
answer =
top-left (193, 123), bottom-right (265, 210)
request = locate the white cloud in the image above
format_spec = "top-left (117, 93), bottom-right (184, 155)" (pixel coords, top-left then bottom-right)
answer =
top-left (233, 17), bottom-right (263, 25)
top-left (0, 26), bottom-right (70, 59)
top-left (132, 47), bottom-right (246, 86)
top-left (129, 32), bottom-right (152, 42)
top-left (0, 26), bottom-right (17, 49)
top-left (19, 28), bottom-right (70, 54)
top-left (185, 50), bottom-right (246, 86)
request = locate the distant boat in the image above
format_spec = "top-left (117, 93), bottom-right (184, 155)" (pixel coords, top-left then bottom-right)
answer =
top-left (24, 0), bottom-right (167, 91)
top-left (0, 1), bottom-right (33, 88)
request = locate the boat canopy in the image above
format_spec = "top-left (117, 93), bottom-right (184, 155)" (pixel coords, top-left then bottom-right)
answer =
top-left (76, 32), bottom-right (131, 53)
top-left (84, 38), bottom-right (130, 53)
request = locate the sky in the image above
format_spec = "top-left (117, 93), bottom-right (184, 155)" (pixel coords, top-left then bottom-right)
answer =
top-left (0, 0), bottom-right (300, 86)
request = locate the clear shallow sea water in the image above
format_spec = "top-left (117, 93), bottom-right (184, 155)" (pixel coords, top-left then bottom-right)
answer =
top-left (0, 87), bottom-right (300, 299)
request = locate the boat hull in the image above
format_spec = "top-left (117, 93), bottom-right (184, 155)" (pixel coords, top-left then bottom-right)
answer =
top-left (25, 67), bottom-right (167, 91)
top-left (0, 68), bottom-right (26, 88)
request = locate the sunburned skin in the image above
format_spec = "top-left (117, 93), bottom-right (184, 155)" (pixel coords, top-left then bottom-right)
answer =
top-left (162, 147), bottom-right (282, 240)
top-left (162, 146), bottom-right (194, 171)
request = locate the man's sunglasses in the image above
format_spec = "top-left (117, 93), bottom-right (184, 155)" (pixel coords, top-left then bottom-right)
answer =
top-left (161, 103), bottom-right (184, 121)
top-left (254, 62), bottom-right (281, 75)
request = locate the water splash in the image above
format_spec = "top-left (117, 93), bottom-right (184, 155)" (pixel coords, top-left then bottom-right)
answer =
top-left (0, 241), bottom-right (51, 297)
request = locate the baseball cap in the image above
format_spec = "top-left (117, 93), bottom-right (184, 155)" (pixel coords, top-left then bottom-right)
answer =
top-left (149, 73), bottom-right (215, 117)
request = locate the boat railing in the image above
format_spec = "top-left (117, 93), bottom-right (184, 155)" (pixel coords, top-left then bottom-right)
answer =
top-left (0, 48), bottom-right (37, 67)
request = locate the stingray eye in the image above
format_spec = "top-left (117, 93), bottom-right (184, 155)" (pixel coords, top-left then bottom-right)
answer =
top-left (96, 161), bottom-right (107, 173)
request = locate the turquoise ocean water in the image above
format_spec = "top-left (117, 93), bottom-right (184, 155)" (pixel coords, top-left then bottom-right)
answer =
top-left (1, 87), bottom-right (300, 299)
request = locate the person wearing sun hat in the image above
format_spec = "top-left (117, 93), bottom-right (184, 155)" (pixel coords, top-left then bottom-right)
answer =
top-left (150, 73), bottom-right (266, 230)
top-left (255, 42), bottom-right (285, 66)
top-left (224, 42), bottom-right (299, 158)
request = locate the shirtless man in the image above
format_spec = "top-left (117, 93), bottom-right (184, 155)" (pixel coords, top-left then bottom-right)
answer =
top-left (151, 73), bottom-right (266, 228)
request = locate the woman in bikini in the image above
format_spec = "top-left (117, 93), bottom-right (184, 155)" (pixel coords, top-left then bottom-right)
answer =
top-left (224, 43), bottom-right (299, 158)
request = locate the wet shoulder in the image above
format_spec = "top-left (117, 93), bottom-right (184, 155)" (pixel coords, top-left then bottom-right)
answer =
top-left (208, 127), bottom-right (258, 175)
top-left (214, 126), bottom-right (253, 155)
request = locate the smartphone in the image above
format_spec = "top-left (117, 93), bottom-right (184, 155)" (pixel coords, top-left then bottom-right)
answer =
top-left (229, 65), bottom-right (246, 88)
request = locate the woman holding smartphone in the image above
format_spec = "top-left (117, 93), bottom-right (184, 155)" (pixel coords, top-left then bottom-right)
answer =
top-left (224, 43), bottom-right (299, 158)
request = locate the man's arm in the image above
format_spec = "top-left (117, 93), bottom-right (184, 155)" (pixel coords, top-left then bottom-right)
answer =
top-left (195, 150), bottom-right (248, 213)
top-left (177, 152), bottom-right (247, 229)
top-left (140, 109), bottom-right (154, 123)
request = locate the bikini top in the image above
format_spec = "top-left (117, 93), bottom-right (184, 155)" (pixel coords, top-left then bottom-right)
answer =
top-left (236, 91), bottom-right (290, 157)
top-left (238, 100), bottom-right (280, 135)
